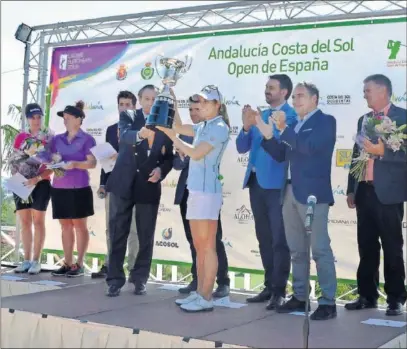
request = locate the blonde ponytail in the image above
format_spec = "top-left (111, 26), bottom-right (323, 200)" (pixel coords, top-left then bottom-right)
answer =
top-left (219, 103), bottom-right (230, 128)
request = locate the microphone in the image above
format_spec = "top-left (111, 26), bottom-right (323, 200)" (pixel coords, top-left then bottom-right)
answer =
top-left (305, 195), bottom-right (317, 232)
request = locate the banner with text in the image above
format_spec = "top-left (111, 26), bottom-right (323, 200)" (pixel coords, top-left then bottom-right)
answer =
top-left (45, 19), bottom-right (407, 280)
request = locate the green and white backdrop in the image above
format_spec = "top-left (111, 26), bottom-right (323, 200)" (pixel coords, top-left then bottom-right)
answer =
top-left (43, 18), bottom-right (406, 281)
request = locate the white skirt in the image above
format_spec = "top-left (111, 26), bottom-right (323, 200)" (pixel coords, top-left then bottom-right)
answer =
top-left (186, 191), bottom-right (223, 220)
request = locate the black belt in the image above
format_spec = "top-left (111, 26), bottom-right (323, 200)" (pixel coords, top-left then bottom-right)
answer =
top-left (287, 179), bottom-right (292, 184)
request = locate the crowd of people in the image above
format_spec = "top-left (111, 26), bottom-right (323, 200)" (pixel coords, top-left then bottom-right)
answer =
top-left (12, 73), bottom-right (406, 318)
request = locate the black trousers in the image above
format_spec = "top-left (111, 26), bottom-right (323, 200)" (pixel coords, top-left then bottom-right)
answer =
top-left (106, 192), bottom-right (159, 288)
top-left (248, 173), bottom-right (290, 297)
top-left (355, 182), bottom-right (407, 304)
top-left (179, 188), bottom-right (230, 286)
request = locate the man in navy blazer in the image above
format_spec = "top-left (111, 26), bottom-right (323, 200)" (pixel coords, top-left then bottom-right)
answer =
top-left (257, 82), bottom-right (337, 321)
top-left (173, 98), bottom-right (230, 297)
top-left (92, 91), bottom-right (139, 279)
top-left (236, 74), bottom-right (296, 310)
top-left (345, 74), bottom-right (407, 316)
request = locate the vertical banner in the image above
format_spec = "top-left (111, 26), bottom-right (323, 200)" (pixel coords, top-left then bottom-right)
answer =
top-left (45, 19), bottom-right (407, 280)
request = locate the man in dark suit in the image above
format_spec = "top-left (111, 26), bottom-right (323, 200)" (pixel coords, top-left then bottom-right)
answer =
top-left (345, 74), bottom-right (407, 316)
top-left (257, 82), bottom-right (338, 320)
top-left (105, 86), bottom-right (173, 297)
top-left (173, 97), bottom-right (230, 298)
top-left (92, 91), bottom-right (139, 279)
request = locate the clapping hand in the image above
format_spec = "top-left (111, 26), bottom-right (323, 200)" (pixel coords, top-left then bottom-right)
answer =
top-left (139, 127), bottom-right (154, 140)
top-left (242, 105), bottom-right (257, 131)
top-left (269, 110), bottom-right (287, 132)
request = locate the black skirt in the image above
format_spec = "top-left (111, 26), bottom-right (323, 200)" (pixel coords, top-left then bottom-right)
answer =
top-left (14, 180), bottom-right (51, 212)
top-left (51, 186), bottom-right (94, 219)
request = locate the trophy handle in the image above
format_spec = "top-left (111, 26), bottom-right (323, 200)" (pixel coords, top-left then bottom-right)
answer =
top-left (181, 55), bottom-right (193, 74)
top-left (155, 55), bottom-right (164, 80)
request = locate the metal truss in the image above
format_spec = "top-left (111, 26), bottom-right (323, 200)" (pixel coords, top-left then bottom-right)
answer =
top-left (20, 0), bottom-right (406, 122)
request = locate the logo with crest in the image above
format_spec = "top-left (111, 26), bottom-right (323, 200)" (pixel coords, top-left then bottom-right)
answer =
top-left (116, 64), bottom-right (128, 81)
top-left (141, 62), bottom-right (155, 80)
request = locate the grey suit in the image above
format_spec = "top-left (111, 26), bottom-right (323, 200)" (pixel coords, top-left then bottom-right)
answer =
top-left (347, 104), bottom-right (407, 304)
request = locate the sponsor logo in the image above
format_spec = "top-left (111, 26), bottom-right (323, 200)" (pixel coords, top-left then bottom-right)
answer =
top-left (158, 204), bottom-right (171, 216)
top-left (156, 228), bottom-right (179, 248)
top-left (337, 135), bottom-right (345, 140)
top-left (326, 95), bottom-right (351, 105)
top-left (162, 179), bottom-right (178, 188)
top-left (332, 185), bottom-right (346, 196)
top-left (223, 96), bottom-right (241, 107)
top-left (222, 238), bottom-right (232, 248)
top-left (59, 54), bottom-right (68, 70)
top-left (237, 154), bottom-right (249, 167)
top-left (116, 64), bottom-right (128, 81)
top-left (387, 40), bottom-right (406, 68)
top-left (336, 149), bottom-right (352, 168)
top-left (250, 249), bottom-right (261, 257)
top-left (328, 219), bottom-right (357, 226)
top-left (141, 62), bottom-right (155, 80)
top-left (177, 99), bottom-right (190, 109)
top-left (85, 128), bottom-right (103, 137)
top-left (84, 101), bottom-right (104, 110)
top-left (230, 126), bottom-right (240, 136)
top-left (218, 175), bottom-right (231, 198)
top-left (391, 92), bottom-right (407, 104)
top-left (403, 222), bottom-right (406, 229)
top-left (234, 205), bottom-right (253, 224)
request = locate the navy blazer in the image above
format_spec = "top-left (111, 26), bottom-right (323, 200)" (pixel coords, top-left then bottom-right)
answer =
top-left (347, 104), bottom-right (407, 205)
top-left (106, 109), bottom-right (174, 203)
top-left (261, 109), bottom-right (336, 205)
top-left (100, 122), bottom-right (119, 187)
top-left (173, 135), bottom-right (194, 205)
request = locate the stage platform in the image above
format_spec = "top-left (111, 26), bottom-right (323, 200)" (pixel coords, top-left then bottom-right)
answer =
top-left (1, 269), bottom-right (406, 348)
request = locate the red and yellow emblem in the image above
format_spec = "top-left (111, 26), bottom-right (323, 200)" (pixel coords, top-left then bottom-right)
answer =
top-left (116, 64), bottom-right (128, 81)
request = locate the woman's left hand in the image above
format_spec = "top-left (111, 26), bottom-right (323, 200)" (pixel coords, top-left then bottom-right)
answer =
top-left (156, 126), bottom-right (176, 140)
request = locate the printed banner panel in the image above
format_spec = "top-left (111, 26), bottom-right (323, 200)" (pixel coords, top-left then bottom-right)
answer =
top-left (45, 20), bottom-right (407, 280)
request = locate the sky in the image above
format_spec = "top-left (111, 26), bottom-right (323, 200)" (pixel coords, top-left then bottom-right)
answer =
top-left (0, 0), bottom-right (225, 129)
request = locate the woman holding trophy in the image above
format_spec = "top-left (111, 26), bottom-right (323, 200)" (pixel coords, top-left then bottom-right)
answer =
top-left (156, 85), bottom-right (230, 313)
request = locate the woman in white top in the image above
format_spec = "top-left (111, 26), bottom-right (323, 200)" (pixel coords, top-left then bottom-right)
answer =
top-left (157, 85), bottom-right (230, 313)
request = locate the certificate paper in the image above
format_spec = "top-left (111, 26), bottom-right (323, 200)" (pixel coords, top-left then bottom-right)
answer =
top-left (3, 173), bottom-right (34, 201)
top-left (90, 143), bottom-right (117, 173)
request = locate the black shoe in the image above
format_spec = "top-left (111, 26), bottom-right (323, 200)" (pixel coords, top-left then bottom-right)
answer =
top-left (386, 302), bottom-right (403, 316)
top-left (91, 265), bottom-right (108, 279)
top-left (246, 288), bottom-right (271, 303)
top-left (106, 285), bottom-right (121, 297)
top-left (213, 285), bottom-right (230, 298)
top-left (266, 294), bottom-right (286, 310)
top-left (276, 296), bottom-right (310, 313)
top-left (178, 281), bottom-right (197, 295)
top-left (310, 304), bottom-right (337, 320)
top-left (51, 263), bottom-right (71, 277)
top-left (134, 283), bottom-right (147, 295)
top-left (345, 297), bottom-right (378, 311)
top-left (66, 263), bottom-right (85, 278)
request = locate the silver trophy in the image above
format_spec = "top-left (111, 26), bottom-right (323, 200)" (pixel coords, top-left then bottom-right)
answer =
top-left (146, 54), bottom-right (192, 129)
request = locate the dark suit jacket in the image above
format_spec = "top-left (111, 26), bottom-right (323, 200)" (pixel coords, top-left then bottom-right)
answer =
top-left (106, 108), bottom-right (174, 204)
top-left (347, 104), bottom-right (407, 205)
top-left (261, 109), bottom-right (336, 205)
top-left (173, 135), bottom-right (194, 205)
top-left (100, 122), bottom-right (119, 187)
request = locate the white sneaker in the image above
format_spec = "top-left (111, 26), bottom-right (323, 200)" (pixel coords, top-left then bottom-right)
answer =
top-left (28, 261), bottom-right (41, 275)
top-left (14, 260), bottom-right (31, 273)
top-left (175, 291), bottom-right (199, 306)
top-left (180, 295), bottom-right (214, 312)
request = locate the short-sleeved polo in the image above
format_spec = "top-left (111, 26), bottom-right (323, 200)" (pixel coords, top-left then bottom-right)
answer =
top-left (198, 120), bottom-right (229, 149)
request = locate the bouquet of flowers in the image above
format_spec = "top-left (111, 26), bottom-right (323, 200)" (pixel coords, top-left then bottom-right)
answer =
top-left (350, 113), bottom-right (407, 182)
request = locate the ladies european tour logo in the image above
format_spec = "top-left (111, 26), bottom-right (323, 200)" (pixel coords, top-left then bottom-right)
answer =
top-left (141, 62), bottom-right (155, 80)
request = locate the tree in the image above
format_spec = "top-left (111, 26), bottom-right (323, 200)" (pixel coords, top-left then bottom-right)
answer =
top-left (1, 104), bottom-right (21, 172)
top-left (1, 186), bottom-right (16, 226)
